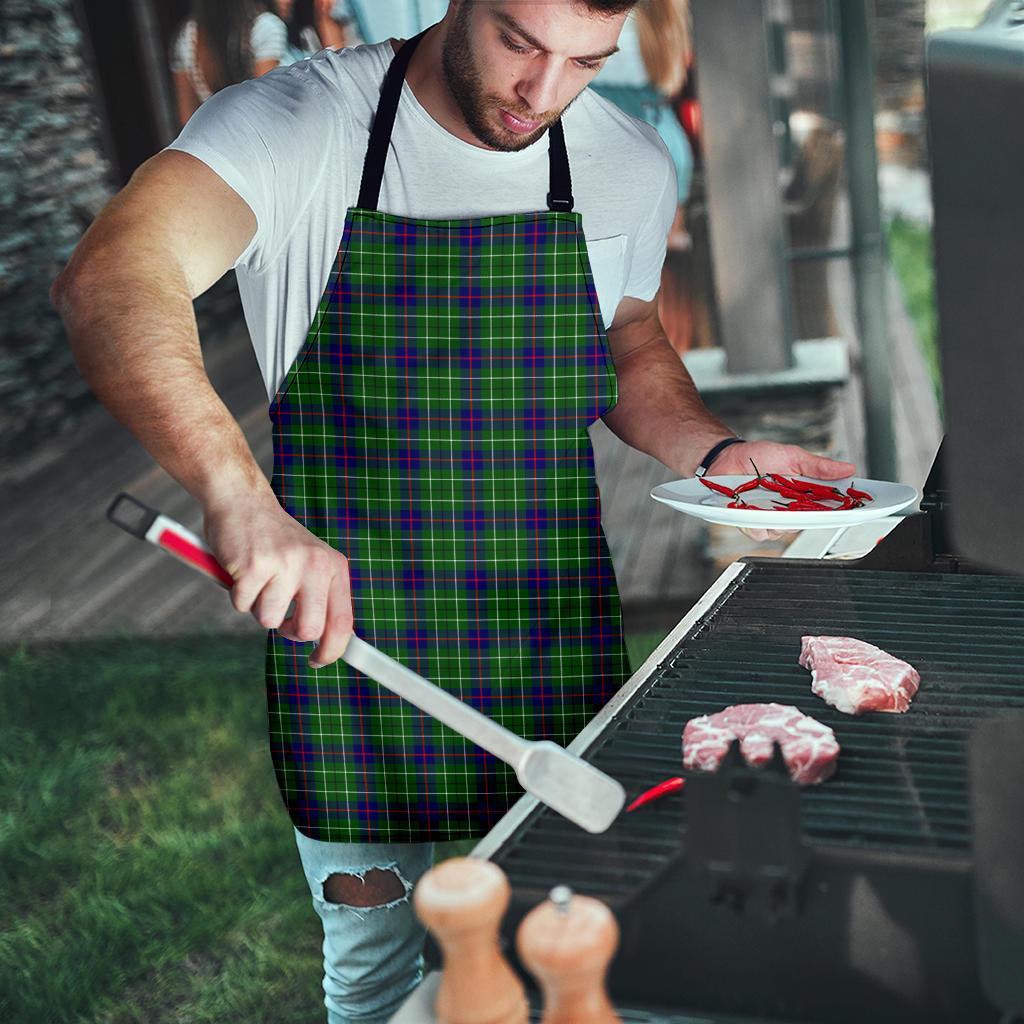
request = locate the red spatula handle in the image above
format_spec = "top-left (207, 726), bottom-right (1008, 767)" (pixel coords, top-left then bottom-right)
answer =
top-left (106, 492), bottom-right (234, 588)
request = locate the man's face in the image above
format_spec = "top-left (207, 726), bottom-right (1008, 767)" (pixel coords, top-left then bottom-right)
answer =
top-left (441, 1), bottom-right (627, 151)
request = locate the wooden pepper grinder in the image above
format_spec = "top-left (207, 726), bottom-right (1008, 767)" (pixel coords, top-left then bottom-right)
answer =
top-left (516, 885), bottom-right (621, 1024)
top-left (413, 857), bottom-right (528, 1024)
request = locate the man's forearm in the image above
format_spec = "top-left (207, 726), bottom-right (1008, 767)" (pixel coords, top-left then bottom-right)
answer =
top-left (53, 259), bottom-right (273, 512)
top-left (602, 331), bottom-right (735, 477)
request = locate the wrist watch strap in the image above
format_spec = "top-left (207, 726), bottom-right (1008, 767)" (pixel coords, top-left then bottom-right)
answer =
top-left (695, 437), bottom-right (745, 478)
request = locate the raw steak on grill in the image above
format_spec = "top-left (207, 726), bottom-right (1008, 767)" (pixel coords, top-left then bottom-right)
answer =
top-left (799, 635), bottom-right (920, 716)
top-left (682, 703), bottom-right (840, 785)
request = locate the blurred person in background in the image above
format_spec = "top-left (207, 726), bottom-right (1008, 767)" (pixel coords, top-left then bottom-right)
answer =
top-left (592, 0), bottom-right (693, 347)
top-left (592, 0), bottom-right (692, 232)
top-left (336, 0), bottom-right (448, 44)
top-left (275, 0), bottom-right (352, 63)
top-left (170, 0), bottom-right (290, 128)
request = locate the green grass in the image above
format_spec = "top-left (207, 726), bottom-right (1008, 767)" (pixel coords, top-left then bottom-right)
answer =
top-left (626, 631), bottom-right (669, 672)
top-left (1, 627), bottom-right (670, 1022)
top-left (0, 636), bottom-right (324, 1024)
top-left (886, 216), bottom-right (942, 413)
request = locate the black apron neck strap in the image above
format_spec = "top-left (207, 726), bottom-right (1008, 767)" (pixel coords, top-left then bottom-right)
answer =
top-left (357, 29), bottom-right (574, 215)
top-left (357, 29), bottom-right (428, 211)
top-left (546, 119), bottom-right (574, 213)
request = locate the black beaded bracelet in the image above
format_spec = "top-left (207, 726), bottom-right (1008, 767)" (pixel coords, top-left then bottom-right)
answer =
top-left (694, 437), bottom-right (745, 478)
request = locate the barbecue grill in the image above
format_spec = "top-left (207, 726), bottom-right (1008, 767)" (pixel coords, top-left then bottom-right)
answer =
top-left (399, 8), bottom-right (1024, 1022)
top-left (470, 447), bottom-right (1024, 1022)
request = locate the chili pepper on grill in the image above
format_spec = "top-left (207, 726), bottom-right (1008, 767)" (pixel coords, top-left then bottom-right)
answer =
top-left (626, 776), bottom-right (686, 812)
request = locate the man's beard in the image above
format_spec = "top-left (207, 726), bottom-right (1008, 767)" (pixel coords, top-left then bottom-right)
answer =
top-left (440, 5), bottom-right (563, 151)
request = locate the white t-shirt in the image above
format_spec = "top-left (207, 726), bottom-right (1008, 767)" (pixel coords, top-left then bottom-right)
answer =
top-left (166, 40), bottom-right (676, 403)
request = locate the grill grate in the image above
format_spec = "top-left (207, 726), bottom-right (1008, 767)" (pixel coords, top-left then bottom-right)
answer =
top-left (492, 563), bottom-right (1024, 899)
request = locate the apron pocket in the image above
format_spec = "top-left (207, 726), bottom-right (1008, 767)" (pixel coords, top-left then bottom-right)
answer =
top-left (583, 234), bottom-right (628, 330)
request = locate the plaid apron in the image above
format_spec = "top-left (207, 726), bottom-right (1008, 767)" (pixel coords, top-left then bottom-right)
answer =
top-left (266, 31), bottom-right (629, 842)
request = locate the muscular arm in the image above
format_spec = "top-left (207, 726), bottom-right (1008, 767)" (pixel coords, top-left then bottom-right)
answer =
top-left (602, 294), bottom-right (733, 477)
top-left (51, 150), bottom-right (355, 664)
top-left (601, 293), bottom-right (856, 541)
top-left (51, 149), bottom-right (266, 510)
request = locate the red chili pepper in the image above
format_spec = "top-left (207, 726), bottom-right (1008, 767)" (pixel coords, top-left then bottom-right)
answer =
top-left (626, 776), bottom-right (686, 812)
top-left (735, 478), bottom-right (762, 494)
top-left (775, 474), bottom-right (844, 498)
top-left (780, 498), bottom-right (833, 511)
top-left (762, 480), bottom-right (819, 501)
top-left (699, 478), bottom-right (737, 498)
top-left (847, 485), bottom-right (873, 502)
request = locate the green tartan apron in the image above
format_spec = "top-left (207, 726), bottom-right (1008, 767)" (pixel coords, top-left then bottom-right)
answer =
top-left (266, 30), bottom-right (630, 842)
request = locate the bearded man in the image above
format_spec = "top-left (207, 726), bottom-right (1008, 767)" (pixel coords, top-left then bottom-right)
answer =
top-left (52, 2), bottom-right (854, 1020)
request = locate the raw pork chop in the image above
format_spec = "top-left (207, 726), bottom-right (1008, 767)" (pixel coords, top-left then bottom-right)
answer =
top-left (682, 703), bottom-right (839, 785)
top-left (799, 636), bottom-right (920, 716)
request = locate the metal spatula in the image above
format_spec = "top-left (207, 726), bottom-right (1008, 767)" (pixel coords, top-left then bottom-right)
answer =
top-left (107, 493), bottom-right (626, 834)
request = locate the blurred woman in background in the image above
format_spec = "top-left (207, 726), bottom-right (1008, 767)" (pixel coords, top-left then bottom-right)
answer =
top-left (592, 0), bottom-right (693, 212)
top-left (170, 0), bottom-right (289, 128)
top-left (275, 0), bottom-right (351, 64)
top-left (592, 0), bottom-right (695, 350)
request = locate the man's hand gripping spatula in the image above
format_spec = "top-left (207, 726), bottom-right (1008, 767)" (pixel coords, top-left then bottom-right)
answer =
top-left (106, 493), bottom-right (626, 834)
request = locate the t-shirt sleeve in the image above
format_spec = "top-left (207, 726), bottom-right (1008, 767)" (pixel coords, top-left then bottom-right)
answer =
top-left (164, 65), bottom-right (337, 273)
top-left (623, 136), bottom-right (677, 302)
top-left (251, 11), bottom-right (289, 62)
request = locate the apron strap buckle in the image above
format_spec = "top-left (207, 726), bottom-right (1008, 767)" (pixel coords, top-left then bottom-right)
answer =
top-left (546, 191), bottom-right (574, 213)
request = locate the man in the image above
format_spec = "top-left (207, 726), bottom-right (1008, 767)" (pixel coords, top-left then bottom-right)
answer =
top-left (52, 2), bottom-right (855, 1020)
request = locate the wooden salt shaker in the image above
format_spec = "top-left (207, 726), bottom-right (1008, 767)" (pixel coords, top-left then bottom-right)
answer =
top-left (516, 885), bottom-right (621, 1024)
top-left (413, 857), bottom-right (528, 1024)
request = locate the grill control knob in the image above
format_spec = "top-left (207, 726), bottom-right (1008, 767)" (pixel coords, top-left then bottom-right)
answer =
top-left (413, 857), bottom-right (528, 1024)
top-left (516, 887), bottom-right (621, 1024)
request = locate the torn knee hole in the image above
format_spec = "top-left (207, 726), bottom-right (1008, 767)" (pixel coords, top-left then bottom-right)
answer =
top-left (323, 868), bottom-right (406, 908)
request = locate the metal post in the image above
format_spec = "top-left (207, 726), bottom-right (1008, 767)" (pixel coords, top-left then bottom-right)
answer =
top-left (836, 0), bottom-right (898, 480)
top-left (690, 0), bottom-right (795, 374)
top-left (129, 0), bottom-right (177, 147)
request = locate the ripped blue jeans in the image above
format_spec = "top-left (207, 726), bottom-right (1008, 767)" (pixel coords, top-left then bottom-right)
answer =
top-left (293, 826), bottom-right (435, 1024)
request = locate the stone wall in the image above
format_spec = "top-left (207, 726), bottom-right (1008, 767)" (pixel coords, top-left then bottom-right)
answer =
top-left (0, 0), bottom-right (115, 466)
top-left (0, 0), bottom-right (245, 469)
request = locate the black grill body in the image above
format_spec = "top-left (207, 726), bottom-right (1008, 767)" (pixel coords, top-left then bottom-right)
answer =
top-left (482, 560), bottom-right (1024, 1023)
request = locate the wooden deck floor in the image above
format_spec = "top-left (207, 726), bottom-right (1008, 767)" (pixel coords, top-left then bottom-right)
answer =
top-left (1, 245), bottom-right (940, 645)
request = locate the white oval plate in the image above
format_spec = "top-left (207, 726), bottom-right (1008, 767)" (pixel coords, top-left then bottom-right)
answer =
top-left (650, 476), bottom-right (920, 530)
